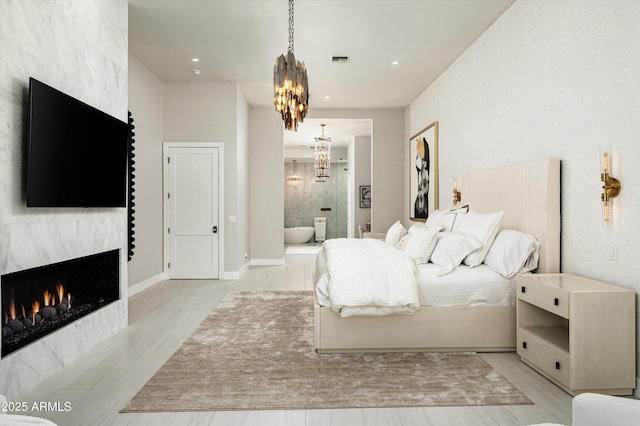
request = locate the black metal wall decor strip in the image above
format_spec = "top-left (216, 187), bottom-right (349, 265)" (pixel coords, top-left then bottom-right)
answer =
top-left (127, 111), bottom-right (136, 261)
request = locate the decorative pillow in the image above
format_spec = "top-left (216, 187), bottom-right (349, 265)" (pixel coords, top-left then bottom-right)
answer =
top-left (425, 206), bottom-right (469, 231)
top-left (430, 232), bottom-right (482, 276)
top-left (396, 233), bottom-right (411, 250)
top-left (385, 220), bottom-right (407, 246)
top-left (402, 226), bottom-right (442, 264)
top-left (397, 222), bottom-right (423, 249)
top-left (483, 229), bottom-right (541, 278)
top-left (452, 209), bottom-right (504, 267)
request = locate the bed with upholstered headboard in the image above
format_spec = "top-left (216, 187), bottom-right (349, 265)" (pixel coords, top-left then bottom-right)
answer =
top-left (314, 157), bottom-right (561, 353)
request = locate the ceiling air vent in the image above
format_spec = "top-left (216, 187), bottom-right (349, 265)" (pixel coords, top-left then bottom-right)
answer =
top-left (331, 56), bottom-right (350, 63)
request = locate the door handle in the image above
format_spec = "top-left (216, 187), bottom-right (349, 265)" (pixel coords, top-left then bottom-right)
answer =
top-left (213, 226), bottom-right (218, 233)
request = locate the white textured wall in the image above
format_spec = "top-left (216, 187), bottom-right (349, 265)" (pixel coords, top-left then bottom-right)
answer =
top-left (127, 53), bottom-right (164, 286)
top-left (0, 0), bottom-right (128, 399)
top-left (406, 0), bottom-right (640, 378)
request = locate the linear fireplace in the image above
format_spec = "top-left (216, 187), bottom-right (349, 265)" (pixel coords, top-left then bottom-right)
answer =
top-left (1, 249), bottom-right (120, 358)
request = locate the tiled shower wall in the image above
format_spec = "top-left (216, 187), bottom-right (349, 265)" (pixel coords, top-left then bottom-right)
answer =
top-left (284, 162), bottom-right (348, 240)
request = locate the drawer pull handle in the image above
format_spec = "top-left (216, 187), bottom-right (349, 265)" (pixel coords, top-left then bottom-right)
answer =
top-left (521, 286), bottom-right (526, 293)
top-left (522, 342), bottom-right (527, 349)
top-left (554, 298), bottom-right (559, 306)
top-left (555, 362), bottom-right (560, 370)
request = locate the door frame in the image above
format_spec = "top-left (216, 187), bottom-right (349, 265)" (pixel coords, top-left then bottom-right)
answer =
top-left (163, 142), bottom-right (225, 279)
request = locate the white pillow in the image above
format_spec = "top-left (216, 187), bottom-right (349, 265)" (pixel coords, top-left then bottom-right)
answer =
top-left (425, 206), bottom-right (468, 231)
top-left (385, 220), bottom-right (407, 246)
top-left (430, 232), bottom-right (482, 276)
top-left (452, 209), bottom-right (504, 267)
top-left (407, 222), bottom-right (424, 234)
top-left (425, 209), bottom-right (446, 227)
top-left (402, 226), bottom-right (441, 264)
top-left (483, 229), bottom-right (540, 278)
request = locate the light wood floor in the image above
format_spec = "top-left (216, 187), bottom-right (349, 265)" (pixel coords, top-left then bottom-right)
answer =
top-left (16, 253), bottom-right (572, 426)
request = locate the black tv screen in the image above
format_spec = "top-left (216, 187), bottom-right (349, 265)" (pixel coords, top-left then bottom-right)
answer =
top-left (27, 78), bottom-right (128, 207)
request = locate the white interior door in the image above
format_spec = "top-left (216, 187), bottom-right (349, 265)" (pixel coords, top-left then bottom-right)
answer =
top-left (166, 146), bottom-right (220, 279)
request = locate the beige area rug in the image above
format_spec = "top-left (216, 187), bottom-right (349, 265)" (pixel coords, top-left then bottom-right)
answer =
top-left (122, 292), bottom-right (531, 412)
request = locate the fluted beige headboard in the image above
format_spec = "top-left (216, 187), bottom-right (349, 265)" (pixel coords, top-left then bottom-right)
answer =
top-left (460, 157), bottom-right (561, 273)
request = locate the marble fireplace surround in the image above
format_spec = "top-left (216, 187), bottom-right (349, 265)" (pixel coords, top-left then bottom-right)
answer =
top-left (2, 249), bottom-right (121, 358)
top-left (0, 223), bottom-right (128, 401)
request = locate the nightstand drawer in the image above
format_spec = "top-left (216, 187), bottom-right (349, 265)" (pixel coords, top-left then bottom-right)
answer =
top-left (518, 278), bottom-right (569, 318)
top-left (518, 328), bottom-right (570, 388)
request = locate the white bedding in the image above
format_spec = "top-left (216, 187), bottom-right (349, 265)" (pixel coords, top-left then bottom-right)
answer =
top-left (316, 247), bottom-right (516, 310)
top-left (415, 263), bottom-right (516, 306)
top-left (315, 238), bottom-right (419, 317)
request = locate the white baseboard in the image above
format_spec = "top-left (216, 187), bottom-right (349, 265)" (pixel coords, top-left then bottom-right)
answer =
top-left (224, 261), bottom-right (251, 280)
top-left (251, 259), bottom-right (285, 266)
top-left (128, 272), bottom-right (168, 297)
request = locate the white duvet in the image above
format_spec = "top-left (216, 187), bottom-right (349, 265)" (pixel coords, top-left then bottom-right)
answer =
top-left (315, 238), bottom-right (420, 317)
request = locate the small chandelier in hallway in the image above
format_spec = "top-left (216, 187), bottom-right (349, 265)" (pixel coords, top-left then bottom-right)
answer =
top-left (314, 124), bottom-right (331, 180)
top-left (273, 0), bottom-right (309, 131)
top-left (286, 159), bottom-right (303, 186)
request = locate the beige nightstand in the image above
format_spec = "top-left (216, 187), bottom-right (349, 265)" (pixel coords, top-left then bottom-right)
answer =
top-left (517, 273), bottom-right (636, 396)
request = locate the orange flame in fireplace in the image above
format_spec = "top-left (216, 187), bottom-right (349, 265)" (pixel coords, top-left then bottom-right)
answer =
top-left (57, 283), bottom-right (65, 306)
top-left (9, 297), bottom-right (16, 320)
top-left (3, 284), bottom-right (74, 328)
top-left (32, 301), bottom-right (40, 323)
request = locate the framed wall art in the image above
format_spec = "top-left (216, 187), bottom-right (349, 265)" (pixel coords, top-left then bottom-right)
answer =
top-left (360, 185), bottom-right (371, 208)
top-left (409, 121), bottom-right (438, 221)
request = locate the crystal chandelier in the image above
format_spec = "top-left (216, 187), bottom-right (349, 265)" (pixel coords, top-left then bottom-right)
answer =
top-left (286, 159), bottom-right (303, 185)
top-left (314, 124), bottom-right (331, 179)
top-left (273, 0), bottom-right (309, 131)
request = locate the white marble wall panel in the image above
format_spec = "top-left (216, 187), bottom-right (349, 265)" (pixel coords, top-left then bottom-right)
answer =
top-left (7, 221), bottom-right (79, 273)
top-left (0, 0), bottom-right (129, 400)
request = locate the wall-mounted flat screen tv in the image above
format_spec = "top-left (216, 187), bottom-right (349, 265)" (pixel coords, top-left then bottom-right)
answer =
top-left (27, 77), bottom-right (128, 208)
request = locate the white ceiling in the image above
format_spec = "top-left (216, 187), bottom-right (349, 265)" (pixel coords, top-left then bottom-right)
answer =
top-left (128, 0), bottom-right (514, 146)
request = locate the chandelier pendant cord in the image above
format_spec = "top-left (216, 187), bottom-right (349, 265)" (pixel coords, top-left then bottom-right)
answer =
top-left (288, 0), bottom-right (294, 54)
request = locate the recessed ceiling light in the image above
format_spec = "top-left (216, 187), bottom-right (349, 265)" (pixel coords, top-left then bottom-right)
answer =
top-left (324, 96), bottom-right (330, 100)
top-left (192, 69), bottom-right (201, 75)
top-left (192, 58), bottom-right (199, 62)
top-left (392, 61), bottom-right (399, 65)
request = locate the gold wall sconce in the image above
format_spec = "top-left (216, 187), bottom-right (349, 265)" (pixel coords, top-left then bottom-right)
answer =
top-left (601, 151), bottom-right (621, 223)
top-left (453, 179), bottom-right (461, 209)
